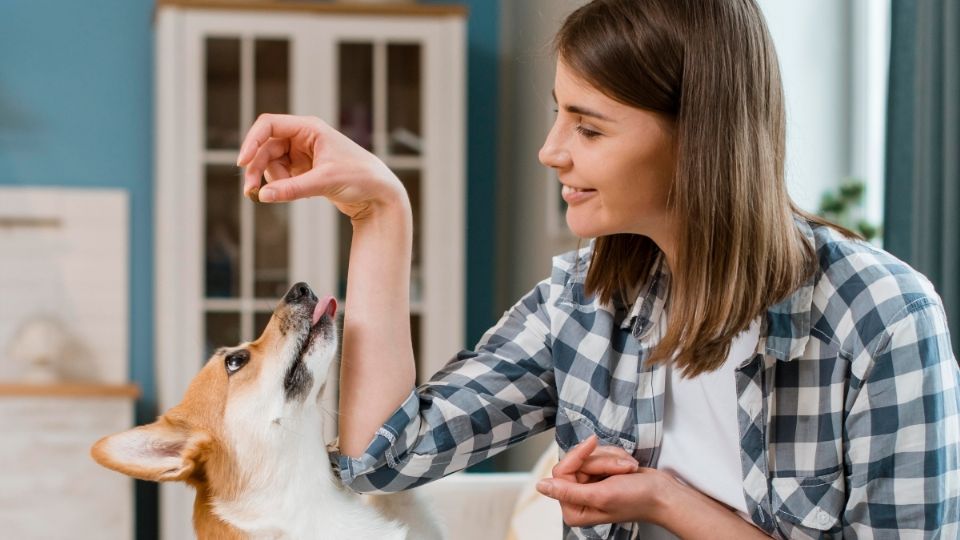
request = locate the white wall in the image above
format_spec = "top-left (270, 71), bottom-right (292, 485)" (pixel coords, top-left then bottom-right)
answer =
top-left (757, 0), bottom-right (852, 212)
top-left (849, 0), bottom-right (890, 227)
top-left (757, 0), bottom-right (889, 224)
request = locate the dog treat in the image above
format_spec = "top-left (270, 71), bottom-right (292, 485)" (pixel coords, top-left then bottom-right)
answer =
top-left (245, 178), bottom-right (266, 203)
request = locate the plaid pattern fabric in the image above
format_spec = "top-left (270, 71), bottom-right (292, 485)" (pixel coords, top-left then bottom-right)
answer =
top-left (332, 219), bottom-right (960, 539)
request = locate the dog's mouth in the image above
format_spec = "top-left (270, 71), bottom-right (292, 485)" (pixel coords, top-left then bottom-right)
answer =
top-left (302, 296), bottom-right (337, 357)
top-left (283, 291), bottom-right (337, 402)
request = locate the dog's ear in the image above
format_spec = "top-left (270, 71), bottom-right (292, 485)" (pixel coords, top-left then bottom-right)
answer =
top-left (91, 420), bottom-right (210, 482)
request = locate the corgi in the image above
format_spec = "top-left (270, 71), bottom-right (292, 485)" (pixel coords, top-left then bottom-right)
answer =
top-left (91, 282), bottom-right (442, 539)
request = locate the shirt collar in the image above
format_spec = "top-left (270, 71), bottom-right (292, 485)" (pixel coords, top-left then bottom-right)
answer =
top-left (619, 217), bottom-right (818, 361)
top-left (761, 217), bottom-right (818, 362)
top-left (621, 252), bottom-right (669, 340)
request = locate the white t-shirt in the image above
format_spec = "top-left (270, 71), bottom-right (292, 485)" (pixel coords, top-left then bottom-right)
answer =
top-left (635, 317), bottom-right (760, 539)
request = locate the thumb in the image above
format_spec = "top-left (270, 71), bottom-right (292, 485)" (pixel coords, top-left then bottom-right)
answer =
top-left (258, 166), bottom-right (333, 203)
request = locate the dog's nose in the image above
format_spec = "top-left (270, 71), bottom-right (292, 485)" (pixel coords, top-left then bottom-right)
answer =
top-left (284, 282), bottom-right (317, 304)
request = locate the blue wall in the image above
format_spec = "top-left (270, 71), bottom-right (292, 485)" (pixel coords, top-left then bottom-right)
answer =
top-left (1, 0), bottom-right (497, 536)
top-left (0, 0), bottom-right (156, 397)
top-left (0, 1), bottom-right (158, 536)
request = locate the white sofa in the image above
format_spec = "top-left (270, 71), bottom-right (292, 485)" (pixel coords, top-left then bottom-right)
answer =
top-left (416, 440), bottom-right (565, 540)
top-left (419, 472), bottom-right (531, 540)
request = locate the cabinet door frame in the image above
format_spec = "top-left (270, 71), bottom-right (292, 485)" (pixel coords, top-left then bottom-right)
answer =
top-left (156, 11), bottom-right (336, 539)
top-left (320, 17), bottom-right (466, 381)
top-left (155, 8), bottom-right (463, 540)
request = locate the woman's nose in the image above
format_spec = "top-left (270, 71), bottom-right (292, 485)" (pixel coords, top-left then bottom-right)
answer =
top-left (538, 125), bottom-right (571, 170)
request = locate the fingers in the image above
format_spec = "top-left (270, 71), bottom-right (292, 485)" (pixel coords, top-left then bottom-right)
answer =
top-left (553, 436), bottom-right (638, 482)
top-left (264, 160), bottom-right (292, 183)
top-left (242, 137), bottom-right (291, 194)
top-left (257, 164), bottom-right (334, 203)
top-left (561, 505), bottom-right (611, 529)
top-left (582, 445), bottom-right (639, 476)
top-left (258, 176), bottom-right (304, 203)
top-left (578, 454), bottom-right (639, 477)
top-left (237, 113), bottom-right (323, 167)
top-left (537, 478), bottom-right (614, 527)
top-left (590, 445), bottom-right (637, 461)
top-left (552, 435), bottom-right (598, 478)
top-left (538, 478), bottom-right (609, 507)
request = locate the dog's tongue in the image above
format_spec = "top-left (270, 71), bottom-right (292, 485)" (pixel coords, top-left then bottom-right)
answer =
top-left (313, 296), bottom-right (337, 325)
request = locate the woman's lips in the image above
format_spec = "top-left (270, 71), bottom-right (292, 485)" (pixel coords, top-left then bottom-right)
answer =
top-left (561, 185), bottom-right (598, 204)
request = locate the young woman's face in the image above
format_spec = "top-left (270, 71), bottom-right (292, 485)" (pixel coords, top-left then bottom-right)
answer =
top-left (539, 59), bottom-right (677, 240)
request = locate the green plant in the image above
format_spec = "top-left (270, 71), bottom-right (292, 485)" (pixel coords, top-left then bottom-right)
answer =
top-left (817, 178), bottom-right (881, 242)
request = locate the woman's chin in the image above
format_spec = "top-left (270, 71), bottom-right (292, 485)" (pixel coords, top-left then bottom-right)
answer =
top-left (565, 215), bottom-right (605, 239)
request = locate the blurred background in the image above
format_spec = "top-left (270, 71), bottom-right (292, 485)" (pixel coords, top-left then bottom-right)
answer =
top-left (0, 0), bottom-right (956, 538)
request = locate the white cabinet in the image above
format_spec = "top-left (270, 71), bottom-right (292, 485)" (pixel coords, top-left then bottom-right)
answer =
top-left (0, 385), bottom-right (138, 540)
top-left (154, 2), bottom-right (465, 538)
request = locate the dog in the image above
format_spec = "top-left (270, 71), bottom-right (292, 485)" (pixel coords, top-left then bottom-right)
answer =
top-left (91, 282), bottom-right (442, 539)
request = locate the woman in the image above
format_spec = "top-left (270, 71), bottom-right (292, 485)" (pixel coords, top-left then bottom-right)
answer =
top-left (235, 0), bottom-right (960, 538)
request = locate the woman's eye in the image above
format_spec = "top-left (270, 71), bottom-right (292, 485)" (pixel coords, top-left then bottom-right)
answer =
top-left (576, 125), bottom-right (601, 139)
top-left (225, 351), bottom-right (250, 375)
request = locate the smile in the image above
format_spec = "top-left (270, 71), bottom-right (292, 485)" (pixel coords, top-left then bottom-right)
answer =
top-left (561, 184), bottom-right (598, 204)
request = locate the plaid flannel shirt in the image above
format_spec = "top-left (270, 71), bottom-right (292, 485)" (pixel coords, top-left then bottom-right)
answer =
top-left (333, 219), bottom-right (960, 539)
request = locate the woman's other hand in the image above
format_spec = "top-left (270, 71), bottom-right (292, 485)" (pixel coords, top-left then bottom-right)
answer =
top-left (554, 434), bottom-right (640, 485)
top-left (538, 435), bottom-right (771, 538)
top-left (537, 435), bottom-right (673, 528)
top-left (236, 113), bottom-right (407, 220)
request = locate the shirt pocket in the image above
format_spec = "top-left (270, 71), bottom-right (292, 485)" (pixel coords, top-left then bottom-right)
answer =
top-left (770, 469), bottom-right (845, 539)
top-left (555, 405), bottom-right (637, 454)
top-left (555, 407), bottom-right (637, 540)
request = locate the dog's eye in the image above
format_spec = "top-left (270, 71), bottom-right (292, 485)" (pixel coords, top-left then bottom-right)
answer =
top-left (224, 350), bottom-right (250, 375)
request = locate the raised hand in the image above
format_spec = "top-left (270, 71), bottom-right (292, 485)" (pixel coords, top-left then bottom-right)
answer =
top-left (236, 114), bottom-right (408, 221)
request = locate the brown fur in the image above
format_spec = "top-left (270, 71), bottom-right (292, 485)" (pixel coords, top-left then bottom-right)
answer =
top-left (91, 313), bottom-right (290, 538)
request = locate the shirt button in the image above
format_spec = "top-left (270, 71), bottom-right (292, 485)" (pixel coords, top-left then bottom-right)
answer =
top-left (816, 510), bottom-right (833, 527)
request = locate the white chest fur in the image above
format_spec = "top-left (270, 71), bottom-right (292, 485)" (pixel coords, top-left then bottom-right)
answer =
top-left (214, 406), bottom-right (411, 540)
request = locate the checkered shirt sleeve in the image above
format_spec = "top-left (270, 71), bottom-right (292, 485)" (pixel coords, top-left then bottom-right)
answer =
top-left (333, 278), bottom-right (558, 493)
top-left (840, 299), bottom-right (960, 538)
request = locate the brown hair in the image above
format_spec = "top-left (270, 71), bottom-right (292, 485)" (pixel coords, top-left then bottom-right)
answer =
top-left (555, 0), bottom-right (855, 376)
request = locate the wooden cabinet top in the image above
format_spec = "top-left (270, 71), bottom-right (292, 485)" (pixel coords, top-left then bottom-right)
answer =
top-left (156, 0), bottom-right (468, 17)
top-left (0, 383), bottom-right (141, 399)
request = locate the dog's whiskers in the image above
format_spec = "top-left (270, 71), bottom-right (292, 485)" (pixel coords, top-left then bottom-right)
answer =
top-left (318, 402), bottom-right (343, 421)
top-left (272, 417), bottom-right (307, 438)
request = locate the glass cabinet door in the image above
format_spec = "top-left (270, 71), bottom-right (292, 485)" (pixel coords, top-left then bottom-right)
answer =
top-left (387, 44), bottom-right (422, 156)
top-left (336, 39), bottom-right (426, 376)
top-left (203, 36), bottom-right (291, 358)
top-left (157, 10), bottom-right (466, 540)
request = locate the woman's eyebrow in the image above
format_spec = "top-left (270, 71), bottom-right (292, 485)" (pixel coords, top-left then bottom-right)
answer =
top-left (552, 89), bottom-right (614, 122)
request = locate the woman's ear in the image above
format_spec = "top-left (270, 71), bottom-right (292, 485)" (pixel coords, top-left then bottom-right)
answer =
top-left (90, 420), bottom-right (210, 482)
